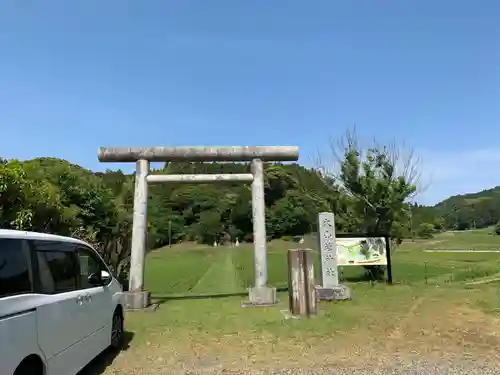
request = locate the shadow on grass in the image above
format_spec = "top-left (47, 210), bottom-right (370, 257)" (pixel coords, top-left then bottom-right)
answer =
top-left (342, 275), bottom-right (375, 283)
top-left (341, 275), bottom-right (388, 283)
top-left (340, 271), bottom-right (387, 283)
top-left (78, 331), bottom-right (134, 375)
top-left (152, 287), bottom-right (289, 305)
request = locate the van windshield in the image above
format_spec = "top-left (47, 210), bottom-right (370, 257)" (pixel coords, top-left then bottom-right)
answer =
top-left (0, 239), bottom-right (32, 298)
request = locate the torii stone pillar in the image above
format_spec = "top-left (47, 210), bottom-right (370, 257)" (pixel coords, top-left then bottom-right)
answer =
top-left (129, 158), bottom-right (149, 302)
top-left (98, 146), bottom-right (299, 309)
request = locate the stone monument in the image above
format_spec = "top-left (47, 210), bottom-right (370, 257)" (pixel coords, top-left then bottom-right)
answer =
top-left (315, 212), bottom-right (351, 301)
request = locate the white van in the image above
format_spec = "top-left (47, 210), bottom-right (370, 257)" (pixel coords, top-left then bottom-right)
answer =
top-left (0, 230), bottom-right (126, 375)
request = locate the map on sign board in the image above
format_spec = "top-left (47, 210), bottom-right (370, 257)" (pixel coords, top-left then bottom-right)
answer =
top-left (336, 237), bottom-right (387, 266)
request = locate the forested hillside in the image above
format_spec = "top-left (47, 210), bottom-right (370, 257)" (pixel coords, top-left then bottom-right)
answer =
top-left (404, 186), bottom-right (500, 237)
top-left (434, 187), bottom-right (500, 231)
top-left (0, 139), bottom-right (420, 282)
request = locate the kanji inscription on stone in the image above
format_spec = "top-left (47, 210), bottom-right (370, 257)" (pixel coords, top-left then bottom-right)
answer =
top-left (323, 253), bottom-right (336, 262)
top-left (317, 212), bottom-right (339, 287)
top-left (324, 267), bottom-right (337, 277)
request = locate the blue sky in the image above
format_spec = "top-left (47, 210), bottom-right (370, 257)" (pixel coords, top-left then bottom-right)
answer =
top-left (0, 1), bottom-right (499, 205)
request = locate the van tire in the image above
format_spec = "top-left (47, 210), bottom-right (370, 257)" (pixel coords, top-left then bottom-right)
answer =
top-left (14, 355), bottom-right (43, 375)
top-left (110, 308), bottom-right (124, 350)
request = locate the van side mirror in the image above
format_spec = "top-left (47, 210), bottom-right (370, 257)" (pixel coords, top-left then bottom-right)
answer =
top-left (88, 270), bottom-right (111, 286)
top-left (88, 272), bottom-right (102, 286)
top-left (101, 270), bottom-right (111, 283)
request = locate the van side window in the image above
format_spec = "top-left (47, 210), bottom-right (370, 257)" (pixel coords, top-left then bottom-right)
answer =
top-left (76, 246), bottom-right (111, 289)
top-left (0, 239), bottom-right (32, 298)
top-left (33, 240), bottom-right (77, 294)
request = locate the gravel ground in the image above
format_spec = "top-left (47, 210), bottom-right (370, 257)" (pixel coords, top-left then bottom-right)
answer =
top-left (88, 297), bottom-right (500, 375)
top-left (92, 340), bottom-right (500, 375)
top-left (272, 362), bottom-right (500, 375)
top-left (96, 358), bottom-right (500, 375)
top-left (180, 360), bottom-right (500, 375)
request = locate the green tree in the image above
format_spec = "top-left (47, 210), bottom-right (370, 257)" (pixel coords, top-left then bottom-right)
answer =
top-left (0, 160), bottom-right (69, 232)
top-left (323, 131), bottom-right (419, 238)
top-left (0, 160), bottom-right (34, 229)
top-left (417, 222), bottom-right (435, 239)
top-left (318, 130), bottom-right (421, 279)
top-left (196, 210), bottom-right (224, 244)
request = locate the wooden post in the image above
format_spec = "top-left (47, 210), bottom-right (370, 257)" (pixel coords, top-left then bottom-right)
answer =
top-left (287, 249), bottom-right (317, 317)
top-left (385, 235), bottom-right (393, 285)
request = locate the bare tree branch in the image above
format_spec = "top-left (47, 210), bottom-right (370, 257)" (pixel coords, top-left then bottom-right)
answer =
top-left (316, 127), bottom-right (426, 200)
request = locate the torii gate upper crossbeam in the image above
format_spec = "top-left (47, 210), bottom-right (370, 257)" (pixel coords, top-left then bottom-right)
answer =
top-left (98, 146), bottom-right (299, 162)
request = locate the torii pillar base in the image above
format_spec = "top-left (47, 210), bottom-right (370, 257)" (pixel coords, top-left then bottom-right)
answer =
top-left (242, 286), bottom-right (277, 307)
top-left (124, 290), bottom-right (151, 310)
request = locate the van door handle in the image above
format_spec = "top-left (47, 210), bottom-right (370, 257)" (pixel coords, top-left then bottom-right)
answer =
top-left (84, 293), bottom-right (92, 302)
top-left (76, 295), bottom-right (84, 305)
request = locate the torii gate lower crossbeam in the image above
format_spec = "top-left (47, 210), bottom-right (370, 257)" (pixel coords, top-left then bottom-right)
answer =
top-left (98, 146), bottom-right (299, 309)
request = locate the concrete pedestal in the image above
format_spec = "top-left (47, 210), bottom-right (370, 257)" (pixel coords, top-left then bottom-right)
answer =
top-left (316, 284), bottom-right (351, 301)
top-left (243, 286), bottom-right (277, 306)
top-left (124, 291), bottom-right (151, 310)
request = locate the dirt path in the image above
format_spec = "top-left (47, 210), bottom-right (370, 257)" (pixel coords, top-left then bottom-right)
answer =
top-left (465, 272), bottom-right (500, 285)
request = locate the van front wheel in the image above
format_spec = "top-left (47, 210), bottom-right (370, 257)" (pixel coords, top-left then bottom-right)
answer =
top-left (110, 309), bottom-right (124, 350)
top-left (14, 356), bottom-right (43, 375)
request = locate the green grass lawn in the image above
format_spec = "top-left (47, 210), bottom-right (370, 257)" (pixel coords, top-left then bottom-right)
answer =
top-left (145, 229), bottom-right (500, 297)
top-left (91, 230), bottom-right (500, 374)
top-left (401, 226), bottom-right (500, 250)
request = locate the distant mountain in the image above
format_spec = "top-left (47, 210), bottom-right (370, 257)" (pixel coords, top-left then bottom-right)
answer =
top-left (433, 186), bottom-right (500, 230)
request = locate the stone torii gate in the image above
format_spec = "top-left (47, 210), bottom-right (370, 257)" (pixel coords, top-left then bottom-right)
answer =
top-left (98, 146), bottom-right (299, 309)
